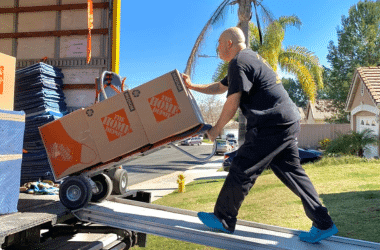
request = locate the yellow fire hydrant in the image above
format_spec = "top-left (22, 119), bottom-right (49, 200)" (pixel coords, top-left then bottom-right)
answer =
top-left (177, 174), bottom-right (185, 193)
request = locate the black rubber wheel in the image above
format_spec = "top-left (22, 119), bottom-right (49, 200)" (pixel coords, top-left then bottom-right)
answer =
top-left (112, 169), bottom-right (128, 195)
top-left (59, 176), bottom-right (92, 210)
top-left (91, 173), bottom-right (113, 203)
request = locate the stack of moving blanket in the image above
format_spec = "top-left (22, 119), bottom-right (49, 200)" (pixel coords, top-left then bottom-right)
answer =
top-left (14, 62), bottom-right (67, 185)
top-left (0, 109), bottom-right (25, 214)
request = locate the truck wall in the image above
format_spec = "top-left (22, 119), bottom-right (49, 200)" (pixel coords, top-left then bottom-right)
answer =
top-left (0, 0), bottom-right (120, 110)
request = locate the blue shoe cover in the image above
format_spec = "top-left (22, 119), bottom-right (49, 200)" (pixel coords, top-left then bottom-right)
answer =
top-left (299, 224), bottom-right (338, 243)
top-left (197, 212), bottom-right (233, 234)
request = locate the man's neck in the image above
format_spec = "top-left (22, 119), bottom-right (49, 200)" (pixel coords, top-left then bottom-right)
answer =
top-left (229, 46), bottom-right (246, 61)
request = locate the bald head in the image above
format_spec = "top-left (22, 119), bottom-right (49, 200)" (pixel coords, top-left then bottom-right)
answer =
top-left (217, 27), bottom-right (247, 62)
top-left (220, 27), bottom-right (246, 48)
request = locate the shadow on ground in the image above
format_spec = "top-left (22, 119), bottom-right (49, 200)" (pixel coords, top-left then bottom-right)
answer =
top-left (319, 190), bottom-right (380, 243)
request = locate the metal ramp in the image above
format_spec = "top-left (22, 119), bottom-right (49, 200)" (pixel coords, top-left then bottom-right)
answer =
top-left (73, 198), bottom-right (380, 250)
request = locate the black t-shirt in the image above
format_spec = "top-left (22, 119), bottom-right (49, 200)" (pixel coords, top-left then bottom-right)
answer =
top-left (221, 48), bottom-right (300, 129)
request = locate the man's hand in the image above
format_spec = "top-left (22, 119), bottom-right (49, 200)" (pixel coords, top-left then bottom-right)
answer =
top-left (181, 74), bottom-right (193, 90)
top-left (206, 126), bottom-right (220, 142)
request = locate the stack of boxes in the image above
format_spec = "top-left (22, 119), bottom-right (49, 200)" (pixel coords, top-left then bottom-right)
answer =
top-left (0, 52), bottom-right (25, 214)
top-left (14, 62), bottom-right (67, 184)
top-left (40, 70), bottom-right (205, 181)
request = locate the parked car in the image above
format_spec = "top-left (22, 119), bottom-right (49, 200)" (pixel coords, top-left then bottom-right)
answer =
top-left (227, 139), bottom-right (238, 150)
top-left (298, 148), bottom-right (323, 163)
top-left (226, 133), bottom-right (235, 140)
top-left (216, 139), bottom-right (232, 155)
top-left (222, 148), bottom-right (323, 171)
top-left (180, 136), bottom-right (202, 146)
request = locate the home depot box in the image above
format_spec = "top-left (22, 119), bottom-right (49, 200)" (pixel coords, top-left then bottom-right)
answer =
top-left (39, 91), bottom-right (149, 180)
top-left (83, 90), bottom-right (149, 162)
top-left (130, 69), bottom-right (204, 144)
top-left (39, 109), bottom-right (102, 180)
top-left (0, 52), bottom-right (16, 111)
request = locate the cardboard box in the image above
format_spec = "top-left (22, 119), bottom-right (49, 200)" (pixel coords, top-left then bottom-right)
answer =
top-left (130, 69), bottom-right (204, 144)
top-left (39, 109), bottom-right (102, 180)
top-left (0, 52), bottom-right (16, 111)
top-left (40, 91), bottom-right (149, 180)
top-left (83, 91), bottom-right (149, 162)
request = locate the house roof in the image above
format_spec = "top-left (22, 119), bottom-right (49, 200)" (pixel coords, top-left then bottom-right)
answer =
top-left (306, 99), bottom-right (339, 121)
top-left (298, 107), bottom-right (306, 120)
top-left (346, 66), bottom-right (380, 111)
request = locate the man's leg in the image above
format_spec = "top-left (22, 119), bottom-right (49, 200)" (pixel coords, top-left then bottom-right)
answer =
top-left (212, 162), bottom-right (266, 232)
top-left (212, 128), bottom-right (288, 232)
top-left (269, 140), bottom-right (337, 242)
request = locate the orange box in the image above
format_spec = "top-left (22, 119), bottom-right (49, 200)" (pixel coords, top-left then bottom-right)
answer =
top-left (83, 91), bottom-right (149, 162)
top-left (0, 52), bottom-right (16, 111)
top-left (39, 109), bottom-right (102, 180)
top-left (130, 69), bottom-right (204, 144)
top-left (39, 92), bottom-right (149, 180)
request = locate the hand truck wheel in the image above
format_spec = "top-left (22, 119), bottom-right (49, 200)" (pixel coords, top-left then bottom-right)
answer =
top-left (59, 176), bottom-right (92, 210)
top-left (90, 173), bottom-right (113, 203)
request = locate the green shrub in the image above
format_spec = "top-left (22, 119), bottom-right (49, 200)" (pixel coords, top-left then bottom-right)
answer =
top-left (325, 129), bottom-right (379, 157)
top-left (318, 138), bottom-right (331, 150)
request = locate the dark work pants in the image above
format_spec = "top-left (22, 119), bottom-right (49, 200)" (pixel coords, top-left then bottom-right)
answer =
top-left (214, 122), bottom-right (334, 232)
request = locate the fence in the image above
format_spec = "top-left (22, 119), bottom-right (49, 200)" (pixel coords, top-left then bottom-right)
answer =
top-left (298, 124), bottom-right (351, 149)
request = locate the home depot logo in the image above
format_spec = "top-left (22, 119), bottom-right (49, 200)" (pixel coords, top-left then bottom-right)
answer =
top-left (48, 142), bottom-right (74, 162)
top-left (0, 66), bottom-right (4, 95)
top-left (101, 109), bottom-right (133, 142)
top-left (148, 89), bottom-right (181, 122)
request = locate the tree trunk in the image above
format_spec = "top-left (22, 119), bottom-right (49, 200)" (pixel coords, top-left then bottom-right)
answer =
top-left (358, 148), bottom-right (364, 157)
top-left (237, 0), bottom-right (251, 145)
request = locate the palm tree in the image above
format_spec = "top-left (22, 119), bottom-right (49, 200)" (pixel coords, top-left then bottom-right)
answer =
top-left (213, 17), bottom-right (324, 102)
top-left (184, 0), bottom-right (273, 76)
top-left (326, 129), bottom-right (379, 157)
top-left (184, 0), bottom-right (273, 144)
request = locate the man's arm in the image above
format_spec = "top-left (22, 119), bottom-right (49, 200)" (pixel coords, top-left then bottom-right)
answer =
top-left (207, 91), bottom-right (242, 142)
top-left (182, 74), bottom-right (228, 95)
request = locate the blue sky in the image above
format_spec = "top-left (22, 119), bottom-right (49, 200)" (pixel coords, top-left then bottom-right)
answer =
top-left (120, 0), bottom-right (362, 90)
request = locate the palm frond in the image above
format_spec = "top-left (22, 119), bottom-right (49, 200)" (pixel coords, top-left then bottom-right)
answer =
top-left (254, 1), bottom-right (275, 27)
top-left (279, 45), bottom-right (324, 90)
top-left (249, 22), bottom-right (261, 51)
top-left (278, 15), bottom-right (302, 30)
top-left (259, 21), bottom-right (284, 71)
top-left (184, 0), bottom-right (232, 76)
top-left (281, 46), bottom-right (320, 67)
top-left (279, 57), bottom-right (317, 102)
top-left (213, 61), bottom-right (229, 82)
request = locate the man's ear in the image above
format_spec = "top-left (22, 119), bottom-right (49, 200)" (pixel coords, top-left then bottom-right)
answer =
top-left (227, 40), bottom-right (233, 48)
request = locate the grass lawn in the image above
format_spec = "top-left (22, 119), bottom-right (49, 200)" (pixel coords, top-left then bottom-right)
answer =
top-left (136, 156), bottom-right (380, 249)
top-left (202, 139), bottom-right (213, 144)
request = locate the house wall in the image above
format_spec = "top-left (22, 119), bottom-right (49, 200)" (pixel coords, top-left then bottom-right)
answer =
top-left (350, 79), bottom-right (380, 157)
top-left (298, 124), bottom-right (351, 149)
top-left (352, 81), bottom-right (376, 108)
top-left (306, 108), bottom-right (316, 124)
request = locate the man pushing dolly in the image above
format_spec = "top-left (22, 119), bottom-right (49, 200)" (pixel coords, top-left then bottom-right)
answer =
top-left (182, 27), bottom-right (338, 243)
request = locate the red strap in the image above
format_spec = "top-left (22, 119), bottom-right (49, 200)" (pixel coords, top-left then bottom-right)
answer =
top-left (121, 77), bottom-right (127, 91)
